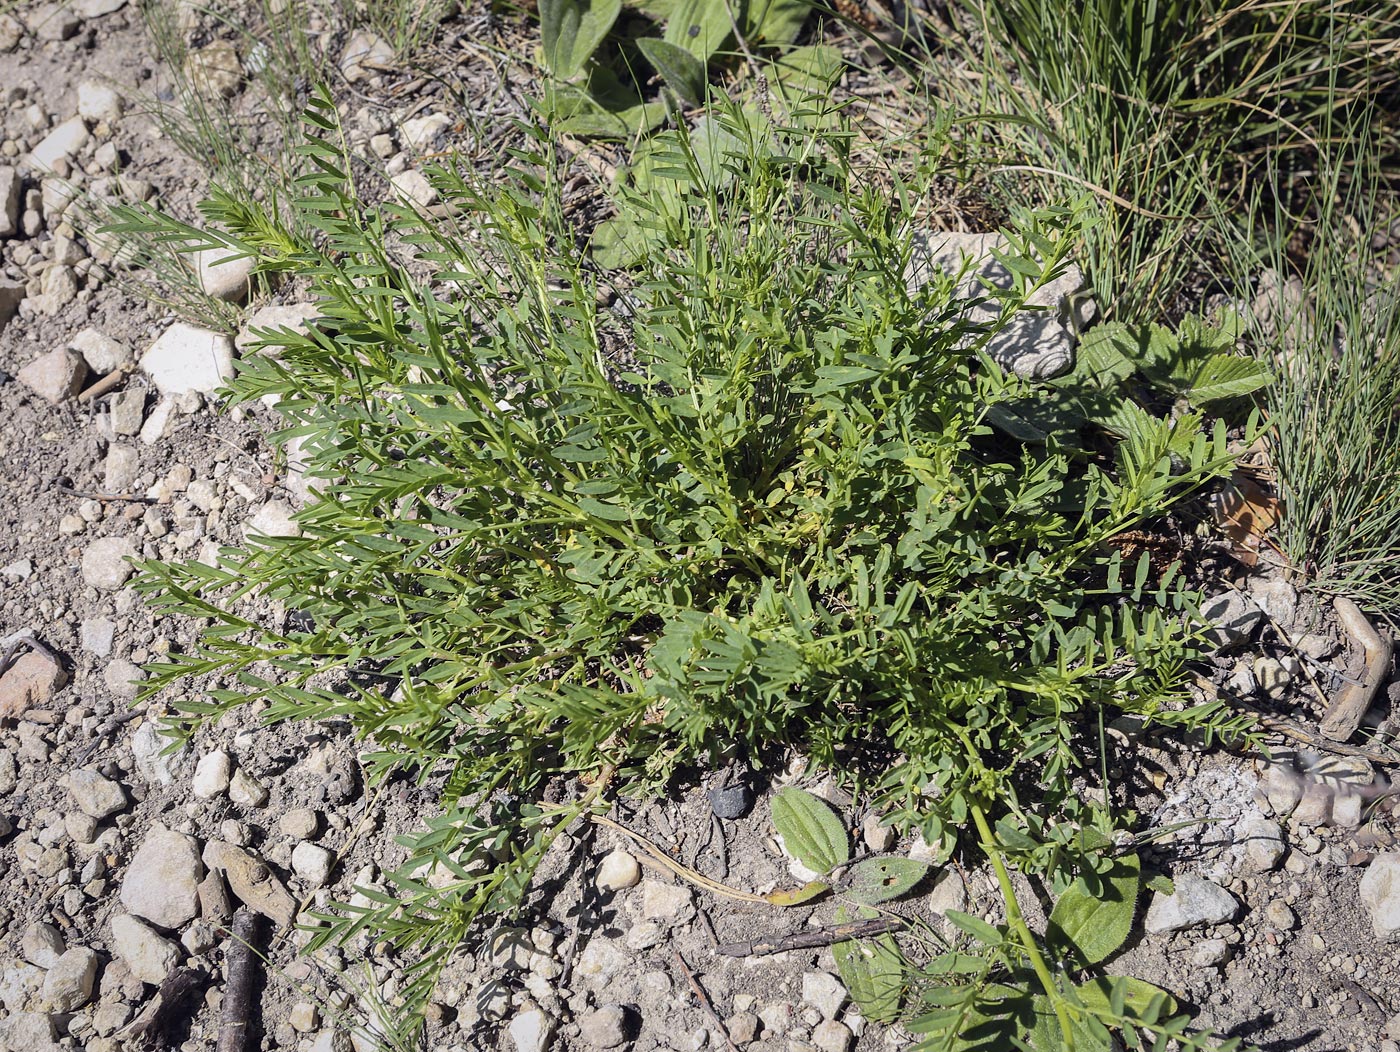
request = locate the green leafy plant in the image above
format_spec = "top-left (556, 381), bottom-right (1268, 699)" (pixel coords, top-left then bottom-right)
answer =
top-left (128, 92), bottom-right (1253, 1027)
top-left (537, 0), bottom-right (815, 136)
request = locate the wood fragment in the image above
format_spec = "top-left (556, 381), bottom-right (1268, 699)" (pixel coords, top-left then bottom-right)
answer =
top-left (715, 916), bottom-right (907, 957)
top-left (77, 363), bottom-right (133, 402)
top-left (217, 908), bottom-right (263, 1052)
top-left (1320, 598), bottom-right (1393, 742)
top-left (121, 966), bottom-right (207, 1050)
top-left (671, 951), bottom-right (741, 1052)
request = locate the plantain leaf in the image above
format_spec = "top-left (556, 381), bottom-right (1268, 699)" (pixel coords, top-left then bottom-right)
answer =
top-left (1073, 975), bottom-right (1177, 1020)
top-left (1046, 853), bottom-right (1140, 965)
top-left (945, 910), bottom-right (1004, 947)
top-left (637, 37), bottom-right (708, 106)
top-left (771, 788), bottom-right (849, 874)
top-left (539, 0), bottom-right (623, 80)
top-left (833, 905), bottom-right (904, 1023)
top-left (663, 0), bottom-right (733, 60)
top-left (747, 0), bottom-right (812, 45)
top-left (844, 857), bottom-right (929, 905)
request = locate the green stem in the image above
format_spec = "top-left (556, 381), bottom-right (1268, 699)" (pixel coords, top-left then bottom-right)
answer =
top-left (969, 802), bottom-right (1076, 1051)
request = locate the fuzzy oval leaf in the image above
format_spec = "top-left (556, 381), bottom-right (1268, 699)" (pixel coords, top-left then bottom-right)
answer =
top-left (771, 788), bottom-right (849, 874)
top-left (1047, 853), bottom-right (1140, 965)
top-left (1073, 976), bottom-right (1177, 1021)
top-left (765, 880), bottom-right (829, 907)
top-left (540, 0), bottom-right (623, 79)
top-left (945, 910), bottom-right (1003, 947)
top-left (636, 38), bottom-right (707, 106)
top-left (833, 933), bottom-right (903, 1023)
top-left (844, 857), bottom-right (929, 905)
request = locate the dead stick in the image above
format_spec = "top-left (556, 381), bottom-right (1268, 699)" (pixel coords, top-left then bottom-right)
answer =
top-left (77, 364), bottom-right (133, 402)
top-left (716, 916), bottom-right (907, 957)
top-left (218, 908), bottom-right (263, 1052)
top-left (1320, 597), bottom-right (1393, 742)
top-left (672, 951), bottom-right (741, 1052)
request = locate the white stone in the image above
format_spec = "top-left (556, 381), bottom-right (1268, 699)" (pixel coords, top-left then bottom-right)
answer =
top-left (140, 322), bottom-right (236, 396)
top-left (812, 1019), bottom-right (854, 1052)
top-left (0, 165), bottom-right (18, 238)
top-left (579, 1005), bottom-right (629, 1049)
top-left (20, 923), bottom-right (66, 969)
top-left (508, 1008), bottom-right (556, 1052)
top-left (120, 825), bottom-right (203, 929)
top-left (139, 397), bottom-right (176, 445)
top-left (196, 247), bottom-right (254, 302)
top-left (801, 971), bottom-right (848, 1019)
top-left (390, 168), bottom-right (437, 208)
top-left (110, 914), bottom-right (179, 984)
top-left (27, 117), bottom-right (89, 172)
top-left (192, 750), bottom-right (233, 799)
top-left (72, 0), bottom-right (129, 15)
top-left (401, 113), bottom-right (452, 152)
top-left (1143, 874), bottom-right (1239, 934)
top-left (1201, 590), bottom-right (1265, 650)
top-left (79, 618), bottom-right (116, 658)
top-left (1361, 850), bottom-right (1400, 941)
top-left (246, 500), bottom-right (301, 539)
top-left (228, 768), bottom-right (269, 807)
top-left (292, 842), bottom-right (333, 886)
top-left (1238, 817), bottom-right (1285, 874)
top-left (235, 302), bottom-right (323, 351)
top-left (595, 848), bottom-right (640, 892)
top-left (640, 879), bottom-right (693, 924)
top-left (340, 29), bottom-right (394, 83)
top-left (81, 535), bottom-right (136, 590)
top-left (40, 946), bottom-right (98, 1011)
top-left (104, 443), bottom-right (139, 492)
top-left (17, 348), bottom-right (86, 404)
top-left (77, 80), bottom-right (123, 123)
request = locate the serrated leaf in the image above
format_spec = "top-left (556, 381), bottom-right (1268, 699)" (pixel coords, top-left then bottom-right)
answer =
top-left (765, 880), bottom-right (830, 906)
top-left (1175, 354), bottom-right (1273, 404)
top-left (539, 0), bottom-right (623, 79)
top-left (637, 37), bottom-right (708, 105)
top-left (833, 931), bottom-right (903, 1023)
top-left (771, 788), bottom-right (850, 874)
top-left (844, 857), bottom-right (929, 905)
top-left (1047, 853), bottom-right (1140, 965)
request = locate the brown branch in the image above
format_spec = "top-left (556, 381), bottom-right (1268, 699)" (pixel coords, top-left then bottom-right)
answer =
top-left (671, 951), bottom-right (741, 1052)
top-left (217, 908), bottom-right (264, 1052)
top-left (715, 916), bottom-right (907, 957)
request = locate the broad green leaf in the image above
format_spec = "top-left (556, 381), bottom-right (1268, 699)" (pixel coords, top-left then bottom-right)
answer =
top-left (1073, 975), bottom-right (1177, 1020)
top-left (771, 788), bottom-right (849, 874)
top-left (945, 910), bottom-right (1003, 947)
top-left (747, 0), bottom-right (811, 45)
top-left (833, 929), bottom-right (903, 1023)
top-left (663, 0), bottom-right (732, 59)
top-left (637, 37), bottom-right (708, 105)
top-left (1028, 994), bottom-right (1112, 1052)
top-left (844, 857), bottom-right (929, 905)
top-left (539, 0), bottom-right (623, 79)
top-left (1047, 853), bottom-right (1140, 965)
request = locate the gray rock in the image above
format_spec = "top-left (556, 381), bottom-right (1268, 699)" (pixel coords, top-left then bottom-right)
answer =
top-left (109, 914), bottom-right (178, 985)
top-left (0, 960), bottom-right (44, 1012)
top-left (81, 536), bottom-right (136, 590)
top-left (80, 618), bottom-right (115, 658)
top-left (64, 769), bottom-right (126, 819)
top-left (131, 719), bottom-right (185, 786)
top-left (1249, 577), bottom-right (1298, 627)
top-left (77, 80), bottom-right (123, 124)
top-left (140, 322), bottom-right (235, 396)
top-left (1259, 763), bottom-right (1303, 815)
top-left (1264, 900), bottom-right (1297, 930)
top-left (1293, 782), bottom-right (1333, 826)
top-left (40, 946), bottom-right (98, 1011)
top-left (235, 302), bottom-right (323, 352)
top-left (245, 500), bottom-right (301, 540)
top-left (1191, 937), bottom-right (1231, 967)
top-left (103, 443), bottom-right (139, 492)
top-left (228, 768), bottom-right (269, 807)
top-left (71, 327), bottom-right (132, 373)
top-left (390, 168), bottom-right (437, 208)
top-left (340, 29), bottom-right (394, 83)
top-left (20, 923), bottom-right (65, 969)
top-left (0, 1011), bottom-right (60, 1052)
top-left (103, 657), bottom-right (144, 698)
top-left (72, 0), bottom-right (130, 17)
top-left (1144, 874), bottom-right (1238, 933)
top-left (801, 970), bottom-right (848, 1019)
top-left (862, 813), bottom-right (895, 853)
top-left (813, 1020), bottom-right (855, 1052)
top-left (1201, 590), bottom-right (1265, 650)
top-left (1332, 791), bottom-right (1363, 828)
top-left (27, 116), bottom-right (89, 172)
top-left (17, 348), bottom-right (86, 404)
top-left (1360, 850), bottom-right (1400, 941)
top-left (120, 825), bottom-right (202, 929)
top-left (708, 782), bottom-right (753, 819)
top-left (640, 879), bottom-right (693, 924)
top-left (278, 808), bottom-right (319, 840)
top-left (904, 229), bottom-right (1094, 380)
top-left (1238, 817), bottom-right (1285, 873)
top-left (579, 1005), bottom-right (630, 1049)
top-left (0, 166), bottom-right (18, 238)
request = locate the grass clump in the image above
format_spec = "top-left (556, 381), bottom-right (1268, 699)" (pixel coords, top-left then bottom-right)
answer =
top-left (133, 91), bottom-right (1251, 1012)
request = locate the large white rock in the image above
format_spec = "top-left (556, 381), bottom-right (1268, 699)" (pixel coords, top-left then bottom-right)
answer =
top-left (140, 322), bottom-right (235, 395)
top-left (195, 247), bottom-right (254, 302)
top-left (1361, 850), bottom-right (1400, 941)
top-left (27, 116), bottom-right (89, 172)
top-left (120, 825), bottom-right (203, 929)
top-left (192, 750), bottom-right (233, 799)
top-left (0, 166), bottom-right (18, 238)
top-left (110, 914), bottom-right (179, 985)
top-left (508, 1008), bottom-right (556, 1052)
top-left (904, 230), bottom-right (1095, 380)
top-left (76, 80), bottom-right (123, 124)
top-left (81, 536), bottom-right (136, 590)
top-left (40, 946), bottom-right (98, 1011)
